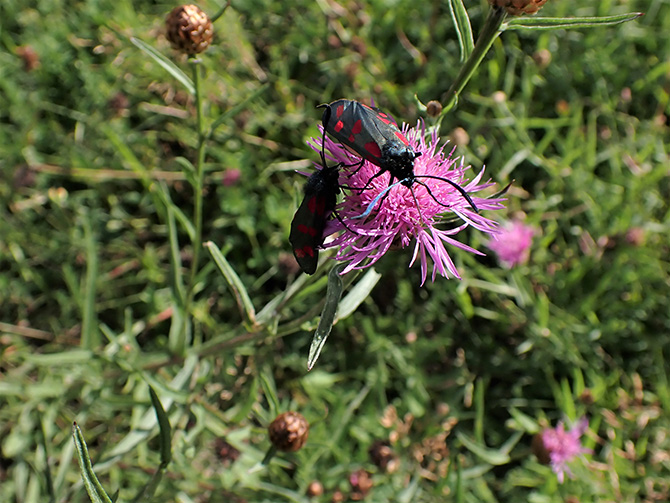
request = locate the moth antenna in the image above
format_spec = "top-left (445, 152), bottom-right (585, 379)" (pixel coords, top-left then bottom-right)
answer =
top-left (410, 185), bottom-right (425, 226)
top-left (319, 105), bottom-right (332, 167)
top-left (352, 179), bottom-right (405, 220)
top-left (415, 175), bottom-right (479, 213)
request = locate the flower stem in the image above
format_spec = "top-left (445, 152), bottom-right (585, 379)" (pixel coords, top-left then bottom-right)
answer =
top-left (443, 6), bottom-right (507, 113)
top-left (186, 57), bottom-right (206, 330)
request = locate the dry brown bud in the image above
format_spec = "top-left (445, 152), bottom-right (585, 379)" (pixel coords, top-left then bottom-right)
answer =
top-left (426, 100), bottom-right (443, 118)
top-left (268, 411), bottom-right (309, 452)
top-left (165, 4), bottom-right (214, 55)
top-left (488, 0), bottom-right (548, 16)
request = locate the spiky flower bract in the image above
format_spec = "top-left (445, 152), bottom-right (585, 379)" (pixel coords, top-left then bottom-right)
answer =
top-left (307, 121), bottom-right (505, 284)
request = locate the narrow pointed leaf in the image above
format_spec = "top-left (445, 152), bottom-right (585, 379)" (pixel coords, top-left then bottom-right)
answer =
top-left (205, 241), bottom-right (256, 326)
top-left (505, 12), bottom-right (643, 30)
top-left (72, 423), bottom-right (113, 503)
top-left (131, 388), bottom-right (172, 503)
top-left (130, 37), bottom-right (195, 94)
top-left (456, 431), bottom-right (510, 465)
top-left (148, 387), bottom-right (172, 466)
top-left (307, 263), bottom-right (347, 370)
top-left (449, 0), bottom-right (475, 60)
top-left (336, 268), bottom-right (381, 320)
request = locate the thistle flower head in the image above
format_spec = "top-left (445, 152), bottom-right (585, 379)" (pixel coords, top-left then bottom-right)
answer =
top-left (487, 219), bottom-right (535, 267)
top-left (308, 121), bottom-right (505, 285)
top-left (534, 417), bottom-right (591, 483)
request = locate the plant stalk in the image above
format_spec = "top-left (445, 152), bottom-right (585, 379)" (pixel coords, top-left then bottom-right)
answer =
top-left (443, 6), bottom-right (507, 113)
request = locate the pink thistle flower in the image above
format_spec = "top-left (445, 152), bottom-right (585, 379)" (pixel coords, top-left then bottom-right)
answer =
top-left (307, 121), bottom-right (505, 285)
top-left (222, 168), bottom-right (241, 187)
top-left (487, 219), bottom-right (535, 267)
top-left (535, 417), bottom-right (591, 483)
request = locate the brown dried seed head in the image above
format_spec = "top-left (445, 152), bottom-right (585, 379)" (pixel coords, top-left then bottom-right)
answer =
top-left (165, 4), bottom-right (214, 55)
top-left (426, 100), bottom-right (443, 118)
top-left (488, 0), bottom-right (548, 16)
top-left (268, 411), bottom-right (309, 452)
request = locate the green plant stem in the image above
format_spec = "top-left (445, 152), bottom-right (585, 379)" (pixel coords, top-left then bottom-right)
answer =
top-left (210, 0), bottom-right (231, 23)
top-left (186, 58), bottom-right (206, 320)
top-left (443, 6), bottom-right (507, 113)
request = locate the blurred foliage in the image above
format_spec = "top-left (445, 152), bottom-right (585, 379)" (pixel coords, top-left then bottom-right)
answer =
top-left (1, 0), bottom-right (669, 502)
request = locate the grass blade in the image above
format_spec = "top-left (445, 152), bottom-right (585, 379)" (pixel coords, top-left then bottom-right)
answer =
top-left (149, 387), bottom-right (172, 467)
top-left (80, 214), bottom-right (99, 349)
top-left (130, 37), bottom-right (195, 94)
top-left (448, 0), bottom-right (474, 60)
top-left (204, 241), bottom-right (257, 326)
top-left (456, 431), bottom-right (510, 465)
top-left (131, 387), bottom-right (172, 502)
top-left (165, 195), bottom-right (190, 353)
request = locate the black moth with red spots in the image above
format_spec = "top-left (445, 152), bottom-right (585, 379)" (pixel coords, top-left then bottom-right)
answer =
top-left (289, 164), bottom-right (341, 275)
top-left (319, 99), bottom-right (477, 213)
top-left (318, 99), bottom-right (419, 188)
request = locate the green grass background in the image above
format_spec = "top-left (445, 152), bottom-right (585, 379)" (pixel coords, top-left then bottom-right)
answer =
top-left (1, 0), bottom-right (669, 502)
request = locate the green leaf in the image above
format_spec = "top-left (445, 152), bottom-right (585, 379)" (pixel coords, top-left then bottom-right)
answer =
top-left (72, 423), bottom-right (113, 503)
top-left (204, 241), bottom-right (257, 326)
top-left (456, 432), bottom-right (511, 465)
top-left (504, 12), bottom-right (643, 30)
top-left (336, 267), bottom-right (381, 320)
top-left (148, 387), bottom-right (172, 467)
top-left (259, 371), bottom-right (280, 417)
top-left (231, 375), bottom-right (259, 423)
top-left (454, 455), bottom-right (463, 503)
top-left (130, 37), bottom-right (195, 94)
top-left (307, 263), bottom-right (347, 370)
top-left (508, 407), bottom-right (539, 433)
top-left (80, 214), bottom-right (99, 349)
top-left (255, 481), bottom-right (310, 503)
top-left (165, 197), bottom-right (190, 353)
top-left (448, 0), bottom-right (474, 60)
top-left (95, 356), bottom-right (198, 471)
top-left (131, 388), bottom-right (173, 503)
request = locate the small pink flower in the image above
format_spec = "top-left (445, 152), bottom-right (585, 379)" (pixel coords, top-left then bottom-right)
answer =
top-left (487, 219), bottom-right (535, 267)
top-left (222, 168), bottom-right (241, 187)
top-left (539, 417), bottom-right (591, 483)
top-left (307, 121), bottom-right (505, 285)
